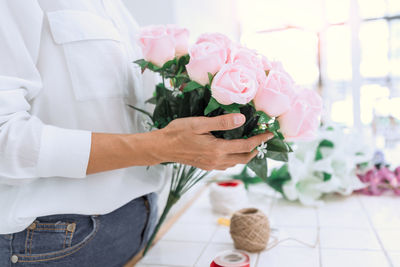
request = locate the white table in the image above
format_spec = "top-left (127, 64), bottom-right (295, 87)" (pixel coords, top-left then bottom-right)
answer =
top-left (137, 183), bottom-right (400, 267)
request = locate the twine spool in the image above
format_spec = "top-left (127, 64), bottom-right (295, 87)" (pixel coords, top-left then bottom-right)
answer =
top-left (209, 180), bottom-right (247, 215)
top-left (229, 208), bottom-right (270, 253)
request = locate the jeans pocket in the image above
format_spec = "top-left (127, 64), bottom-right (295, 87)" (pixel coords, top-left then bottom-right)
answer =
top-left (13, 216), bottom-right (99, 263)
top-left (24, 220), bottom-right (75, 255)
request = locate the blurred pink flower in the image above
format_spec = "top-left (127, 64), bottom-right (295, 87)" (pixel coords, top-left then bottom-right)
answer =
top-left (196, 32), bottom-right (232, 59)
top-left (139, 25), bottom-right (175, 67)
top-left (166, 24), bottom-right (190, 57)
top-left (211, 63), bottom-right (259, 105)
top-left (357, 165), bottom-right (400, 196)
top-left (277, 88), bottom-right (323, 141)
top-left (186, 34), bottom-right (230, 85)
top-left (253, 62), bottom-right (296, 117)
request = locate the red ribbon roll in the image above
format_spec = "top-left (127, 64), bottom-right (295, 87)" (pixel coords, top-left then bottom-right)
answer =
top-left (210, 261), bottom-right (250, 267)
top-left (210, 250), bottom-right (250, 267)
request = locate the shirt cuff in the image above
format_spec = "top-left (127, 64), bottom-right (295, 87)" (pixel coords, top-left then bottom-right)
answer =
top-left (37, 125), bottom-right (92, 178)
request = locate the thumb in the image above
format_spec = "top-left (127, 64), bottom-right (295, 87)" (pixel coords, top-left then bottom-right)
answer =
top-left (191, 113), bottom-right (246, 133)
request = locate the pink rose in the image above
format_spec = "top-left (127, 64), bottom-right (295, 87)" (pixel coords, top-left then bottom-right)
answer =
top-left (229, 46), bottom-right (263, 70)
top-left (139, 25), bottom-right (175, 67)
top-left (196, 32), bottom-right (232, 57)
top-left (211, 63), bottom-right (259, 105)
top-left (278, 89), bottom-right (322, 141)
top-left (254, 63), bottom-right (295, 117)
top-left (166, 24), bottom-right (190, 57)
top-left (261, 56), bottom-right (273, 71)
top-left (186, 41), bottom-right (228, 85)
top-left (228, 46), bottom-right (268, 91)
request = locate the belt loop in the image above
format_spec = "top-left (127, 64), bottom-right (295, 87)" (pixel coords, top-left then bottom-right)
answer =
top-left (143, 196), bottom-right (150, 212)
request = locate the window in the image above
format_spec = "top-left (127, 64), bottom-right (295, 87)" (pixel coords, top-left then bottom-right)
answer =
top-left (237, 0), bottom-right (400, 146)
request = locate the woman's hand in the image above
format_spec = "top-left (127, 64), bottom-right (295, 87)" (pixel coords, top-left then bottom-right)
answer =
top-left (86, 114), bottom-right (272, 174)
top-left (153, 114), bottom-right (273, 170)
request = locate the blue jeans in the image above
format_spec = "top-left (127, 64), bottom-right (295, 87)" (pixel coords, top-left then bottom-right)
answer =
top-left (0, 193), bottom-right (158, 267)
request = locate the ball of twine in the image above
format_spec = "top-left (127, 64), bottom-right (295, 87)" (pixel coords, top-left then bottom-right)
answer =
top-left (229, 208), bottom-right (270, 253)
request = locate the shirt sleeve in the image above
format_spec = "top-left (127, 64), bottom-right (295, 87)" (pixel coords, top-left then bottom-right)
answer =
top-left (0, 2), bottom-right (92, 180)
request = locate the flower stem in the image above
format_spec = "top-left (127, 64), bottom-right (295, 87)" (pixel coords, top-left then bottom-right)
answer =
top-left (143, 192), bottom-right (180, 256)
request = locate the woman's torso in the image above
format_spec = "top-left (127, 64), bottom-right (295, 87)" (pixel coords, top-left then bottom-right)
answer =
top-left (0, 0), bottom-right (164, 234)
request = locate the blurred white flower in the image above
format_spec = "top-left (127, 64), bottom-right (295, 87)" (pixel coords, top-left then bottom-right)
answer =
top-left (281, 124), bottom-right (371, 206)
top-left (257, 142), bottom-right (268, 159)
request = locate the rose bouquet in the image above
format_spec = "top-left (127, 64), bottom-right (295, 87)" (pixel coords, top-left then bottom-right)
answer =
top-left (131, 24), bottom-right (322, 253)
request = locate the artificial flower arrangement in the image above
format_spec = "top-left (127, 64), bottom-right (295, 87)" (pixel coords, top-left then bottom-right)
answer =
top-left (257, 124), bottom-right (372, 206)
top-left (357, 151), bottom-right (400, 196)
top-left (131, 24), bottom-right (322, 253)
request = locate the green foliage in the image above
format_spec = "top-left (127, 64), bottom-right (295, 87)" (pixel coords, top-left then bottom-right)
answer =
top-left (131, 56), bottom-right (292, 188)
top-left (208, 72), bottom-right (214, 84)
top-left (232, 166), bottom-right (263, 189)
top-left (248, 156), bottom-right (269, 182)
top-left (315, 139), bottom-right (334, 161)
top-left (266, 164), bottom-right (291, 195)
top-left (183, 81), bottom-right (203, 93)
top-left (266, 151), bottom-right (289, 162)
top-left (204, 97), bottom-right (220, 115)
top-left (204, 98), bottom-right (242, 115)
top-left (323, 172), bottom-right (332, 181)
top-left (220, 103), bottom-right (241, 114)
top-left (134, 55), bottom-right (190, 80)
top-left (255, 110), bottom-right (271, 124)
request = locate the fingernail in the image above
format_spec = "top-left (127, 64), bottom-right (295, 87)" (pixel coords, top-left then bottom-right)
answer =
top-left (265, 134), bottom-right (274, 141)
top-left (234, 115), bottom-right (245, 125)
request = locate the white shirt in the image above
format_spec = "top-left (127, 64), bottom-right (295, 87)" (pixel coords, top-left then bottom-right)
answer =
top-left (0, 0), bottom-right (165, 234)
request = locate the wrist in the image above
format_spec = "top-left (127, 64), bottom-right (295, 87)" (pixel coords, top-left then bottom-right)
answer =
top-left (129, 130), bottom-right (168, 165)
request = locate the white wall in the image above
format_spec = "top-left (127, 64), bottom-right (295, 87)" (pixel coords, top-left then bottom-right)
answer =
top-left (122, 0), bottom-right (176, 25)
top-left (122, 0), bottom-right (240, 41)
top-left (173, 0), bottom-right (240, 42)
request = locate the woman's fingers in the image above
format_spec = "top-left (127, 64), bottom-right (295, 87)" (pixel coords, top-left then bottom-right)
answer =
top-left (189, 114), bottom-right (246, 133)
top-left (219, 132), bottom-right (274, 154)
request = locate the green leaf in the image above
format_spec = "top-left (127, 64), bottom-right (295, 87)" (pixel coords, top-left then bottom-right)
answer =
top-left (174, 74), bottom-right (191, 84)
top-left (145, 95), bottom-right (157, 104)
top-left (315, 139), bottom-right (334, 161)
top-left (266, 137), bottom-right (291, 153)
top-left (266, 164), bottom-right (291, 195)
top-left (222, 126), bottom-right (244, 140)
top-left (323, 172), bottom-right (332, 181)
top-left (220, 103), bottom-right (241, 114)
top-left (255, 111), bottom-right (271, 124)
top-left (276, 132), bottom-right (285, 140)
top-left (208, 72), bottom-right (215, 85)
top-left (204, 97), bottom-right (220, 115)
top-left (320, 139), bottom-right (334, 148)
top-left (247, 157), bottom-right (268, 182)
top-left (232, 166), bottom-right (263, 190)
top-left (176, 55), bottom-right (190, 75)
top-left (267, 120), bottom-right (280, 132)
top-left (162, 58), bottom-right (177, 69)
top-left (126, 104), bottom-right (153, 121)
top-left (287, 143), bottom-right (294, 152)
top-left (134, 59), bottom-right (162, 72)
top-left (134, 59), bottom-right (148, 69)
top-left (266, 151), bottom-right (289, 162)
top-left (183, 81), bottom-right (203, 93)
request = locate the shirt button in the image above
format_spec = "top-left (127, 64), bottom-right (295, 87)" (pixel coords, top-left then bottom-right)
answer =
top-left (66, 223), bottom-right (76, 232)
top-left (28, 222), bottom-right (37, 230)
top-left (10, 255), bottom-right (18, 264)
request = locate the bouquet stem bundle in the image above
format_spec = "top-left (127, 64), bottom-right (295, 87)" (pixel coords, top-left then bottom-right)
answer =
top-left (143, 164), bottom-right (208, 255)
